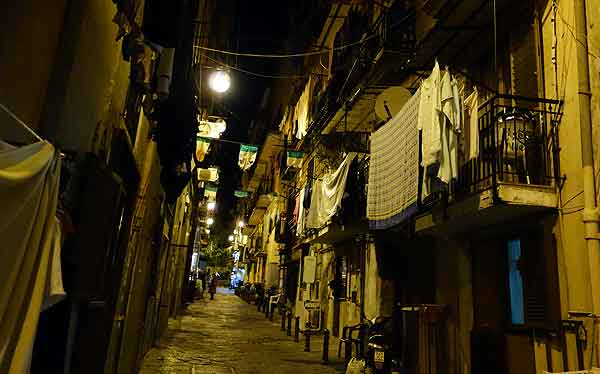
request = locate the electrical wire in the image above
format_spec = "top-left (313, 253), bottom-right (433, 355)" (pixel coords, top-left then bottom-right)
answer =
top-left (556, 6), bottom-right (600, 60)
top-left (194, 33), bottom-right (378, 59)
top-left (201, 54), bottom-right (309, 79)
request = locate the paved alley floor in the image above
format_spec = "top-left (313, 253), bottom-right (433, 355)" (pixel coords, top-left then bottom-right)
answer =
top-left (139, 288), bottom-right (345, 374)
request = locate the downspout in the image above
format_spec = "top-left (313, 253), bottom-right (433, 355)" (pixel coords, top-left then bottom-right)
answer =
top-left (574, 0), bottom-right (600, 317)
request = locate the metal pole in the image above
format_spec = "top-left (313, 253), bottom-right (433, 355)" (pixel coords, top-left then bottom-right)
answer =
top-left (322, 329), bottom-right (330, 364)
top-left (287, 312), bottom-right (292, 336)
top-left (294, 316), bottom-right (300, 342)
top-left (281, 309), bottom-right (286, 331)
top-left (304, 330), bottom-right (311, 352)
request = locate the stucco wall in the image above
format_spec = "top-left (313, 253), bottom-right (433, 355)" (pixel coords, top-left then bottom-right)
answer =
top-left (539, 0), bottom-right (597, 315)
top-left (0, 1), bottom-right (68, 142)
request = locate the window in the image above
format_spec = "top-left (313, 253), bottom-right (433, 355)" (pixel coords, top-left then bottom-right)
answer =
top-left (473, 230), bottom-right (559, 330)
top-left (507, 239), bottom-right (525, 325)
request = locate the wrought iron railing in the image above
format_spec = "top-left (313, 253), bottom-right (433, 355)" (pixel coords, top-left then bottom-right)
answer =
top-left (454, 94), bottom-right (562, 198)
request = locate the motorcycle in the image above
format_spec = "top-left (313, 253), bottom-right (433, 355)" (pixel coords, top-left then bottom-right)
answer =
top-left (364, 316), bottom-right (405, 374)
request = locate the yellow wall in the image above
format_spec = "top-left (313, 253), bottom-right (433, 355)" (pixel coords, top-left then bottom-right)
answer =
top-left (0, 0), bottom-right (68, 141)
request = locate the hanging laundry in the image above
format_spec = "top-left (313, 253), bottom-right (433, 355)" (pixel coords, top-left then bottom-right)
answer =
top-left (464, 88), bottom-right (479, 160)
top-left (286, 151), bottom-right (304, 168)
top-left (0, 140), bottom-right (61, 373)
top-left (198, 118), bottom-right (227, 139)
top-left (437, 69), bottom-right (461, 184)
top-left (293, 192), bottom-right (300, 225)
top-left (195, 137), bottom-right (211, 162)
top-left (297, 186), bottom-right (306, 236)
top-left (306, 153), bottom-right (357, 229)
top-left (197, 167), bottom-right (219, 182)
top-left (234, 190), bottom-right (249, 198)
top-left (418, 61), bottom-right (442, 199)
top-left (43, 216), bottom-right (66, 311)
top-left (418, 60), bottom-right (442, 169)
top-left (294, 76), bottom-right (311, 139)
top-left (238, 144), bottom-right (258, 170)
top-left (368, 89), bottom-right (421, 230)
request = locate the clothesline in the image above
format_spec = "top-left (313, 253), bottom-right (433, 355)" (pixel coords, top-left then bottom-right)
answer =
top-left (197, 136), bottom-right (285, 148)
top-left (0, 103), bottom-right (44, 142)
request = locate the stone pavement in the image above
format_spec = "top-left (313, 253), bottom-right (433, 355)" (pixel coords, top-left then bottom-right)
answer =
top-left (139, 288), bottom-right (345, 374)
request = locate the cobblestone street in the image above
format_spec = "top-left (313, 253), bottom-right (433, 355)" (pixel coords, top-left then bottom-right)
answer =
top-left (139, 289), bottom-right (345, 374)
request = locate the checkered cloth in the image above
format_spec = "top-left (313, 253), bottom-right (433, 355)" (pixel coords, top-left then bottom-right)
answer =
top-left (367, 88), bottom-right (421, 229)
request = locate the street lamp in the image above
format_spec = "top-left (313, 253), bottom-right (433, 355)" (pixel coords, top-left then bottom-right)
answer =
top-left (209, 70), bottom-right (231, 93)
top-left (238, 220), bottom-right (245, 228)
top-left (206, 217), bottom-right (214, 226)
top-left (228, 235), bottom-right (234, 242)
top-left (207, 201), bottom-right (216, 210)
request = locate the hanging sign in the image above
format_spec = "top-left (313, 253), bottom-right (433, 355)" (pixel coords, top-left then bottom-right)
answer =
top-left (304, 300), bottom-right (320, 310)
top-left (302, 255), bottom-right (317, 283)
top-left (204, 185), bottom-right (218, 200)
top-left (198, 118), bottom-right (226, 139)
top-left (198, 167), bottom-right (219, 182)
top-left (238, 144), bottom-right (258, 170)
top-left (195, 137), bottom-right (211, 162)
top-left (286, 151), bottom-right (304, 168)
top-left (234, 190), bottom-right (249, 198)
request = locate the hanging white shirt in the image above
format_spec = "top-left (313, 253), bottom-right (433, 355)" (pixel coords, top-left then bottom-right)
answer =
top-left (418, 60), bottom-right (442, 169)
top-left (464, 88), bottom-right (479, 160)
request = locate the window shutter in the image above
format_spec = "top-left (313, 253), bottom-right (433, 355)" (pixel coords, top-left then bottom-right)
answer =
top-left (510, 22), bottom-right (539, 99)
top-left (520, 230), bottom-right (557, 328)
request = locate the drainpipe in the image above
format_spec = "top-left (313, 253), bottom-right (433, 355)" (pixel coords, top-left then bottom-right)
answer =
top-left (574, 0), bottom-right (600, 316)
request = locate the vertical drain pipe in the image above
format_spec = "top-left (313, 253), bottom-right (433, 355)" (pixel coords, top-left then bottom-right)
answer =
top-left (574, 0), bottom-right (600, 365)
top-left (574, 0), bottom-right (600, 318)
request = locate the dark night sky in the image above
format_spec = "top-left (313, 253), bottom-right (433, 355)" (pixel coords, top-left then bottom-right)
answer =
top-left (204, 1), bottom-right (305, 245)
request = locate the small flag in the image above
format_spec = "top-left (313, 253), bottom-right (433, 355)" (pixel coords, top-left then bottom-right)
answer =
top-left (198, 167), bottom-right (219, 182)
top-left (286, 151), bottom-right (304, 168)
top-left (196, 137), bottom-right (211, 162)
top-left (204, 185), bottom-right (218, 200)
top-left (234, 190), bottom-right (249, 198)
top-left (238, 144), bottom-right (258, 170)
top-left (198, 118), bottom-right (227, 139)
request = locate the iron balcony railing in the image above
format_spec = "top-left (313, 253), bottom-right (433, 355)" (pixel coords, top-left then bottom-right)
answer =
top-left (453, 94), bottom-right (562, 198)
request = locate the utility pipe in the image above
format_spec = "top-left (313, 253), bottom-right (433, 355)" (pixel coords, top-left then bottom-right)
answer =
top-left (574, 0), bottom-right (600, 316)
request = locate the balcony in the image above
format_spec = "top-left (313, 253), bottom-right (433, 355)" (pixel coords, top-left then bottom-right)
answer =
top-left (416, 94), bottom-right (562, 234)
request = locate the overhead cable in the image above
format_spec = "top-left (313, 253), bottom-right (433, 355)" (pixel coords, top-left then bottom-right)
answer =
top-left (194, 33), bottom-right (378, 59)
top-left (201, 54), bottom-right (309, 79)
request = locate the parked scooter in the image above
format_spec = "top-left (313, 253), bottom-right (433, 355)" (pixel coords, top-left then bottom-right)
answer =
top-left (363, 316), bottom-right (405, 374)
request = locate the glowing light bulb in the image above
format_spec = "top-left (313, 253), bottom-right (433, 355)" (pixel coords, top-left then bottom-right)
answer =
top-left (209, 70), bottom-right (231, 93)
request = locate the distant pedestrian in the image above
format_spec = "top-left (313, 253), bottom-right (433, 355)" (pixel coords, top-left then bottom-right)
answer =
top-left (198, 270), bottom-right (207, 299)
top-left (209, 273), bottom-right (218, 300)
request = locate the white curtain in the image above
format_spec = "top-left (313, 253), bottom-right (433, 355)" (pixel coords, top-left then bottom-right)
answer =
top-left (0, 141), bottom-right (61, 373)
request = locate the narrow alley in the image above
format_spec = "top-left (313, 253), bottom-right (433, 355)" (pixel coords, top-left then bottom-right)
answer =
top-left (3, 0), bottom-right (600, 373)
top-left (139, 289), bottom-right (343, 374)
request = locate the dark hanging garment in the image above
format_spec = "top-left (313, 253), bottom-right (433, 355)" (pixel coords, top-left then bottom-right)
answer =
top-left (142, 0), bottom-right (181, 48)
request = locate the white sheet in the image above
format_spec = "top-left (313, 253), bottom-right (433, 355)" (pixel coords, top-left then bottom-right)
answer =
top-left (306, 153), bottom-right (356, 229)
top-left (0, 140), bottom-right (61, 373)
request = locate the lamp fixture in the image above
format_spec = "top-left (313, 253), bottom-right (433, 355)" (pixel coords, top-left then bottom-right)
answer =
top-left (209, 70), bottom-right (231, 93)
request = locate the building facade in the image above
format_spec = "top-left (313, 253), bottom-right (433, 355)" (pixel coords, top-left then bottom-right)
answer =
top-left (237, 0), bottom-right (600, 372)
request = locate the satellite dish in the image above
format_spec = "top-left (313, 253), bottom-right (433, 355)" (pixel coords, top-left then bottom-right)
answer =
top-left (375, 86), bottom-right (412, 121)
